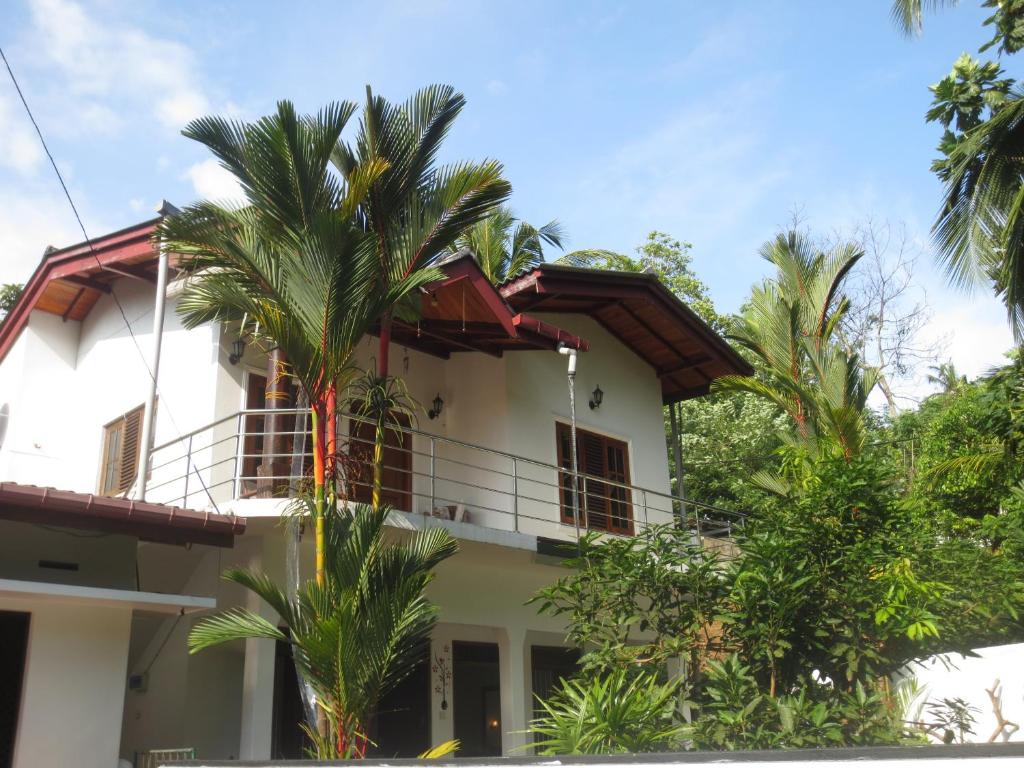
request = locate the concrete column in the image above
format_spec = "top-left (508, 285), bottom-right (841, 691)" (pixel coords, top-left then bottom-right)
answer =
top-left (499, 627), bottom-right (531, 754)
top-left (238, 535), bottom-right (277, 759)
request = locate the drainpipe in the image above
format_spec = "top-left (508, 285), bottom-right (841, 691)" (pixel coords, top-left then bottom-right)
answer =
top-left (135, 201), bottom-right (176, 501)
top-left (669, 401), bottom-right (686, 527)
top-left (558, 343), bottom-right (582, 543)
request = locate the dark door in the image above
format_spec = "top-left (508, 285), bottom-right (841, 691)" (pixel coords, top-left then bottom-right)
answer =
top-left (0, 611), bottom-right (29, 768)
top-left (348, 412), bottom-right (412, 511)
top-left (452, 641), bottom-right (501, 757)
top-left (367, 651), bottom-right (430, 757)
top-left (530, 646), bottom-right (580, 741)
top-left (271, 638), bottom-right (309, 759)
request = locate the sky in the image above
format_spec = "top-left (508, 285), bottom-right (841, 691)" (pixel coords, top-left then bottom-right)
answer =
top-left (0, 0), bottom-right (1018, 401)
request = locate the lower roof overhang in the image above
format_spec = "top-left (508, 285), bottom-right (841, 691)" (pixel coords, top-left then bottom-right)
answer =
top-left (0, 577), bottom-right (215, 614)
top-left (0, 482), bottom-right (245, 548)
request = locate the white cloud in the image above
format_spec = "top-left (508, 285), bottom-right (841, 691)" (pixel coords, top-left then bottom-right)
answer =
top-left (184, 159), bottom-right (245, 204)
top-left (0, 91), bottom-right (43, 176)
top-left (24, 0), bottom-right (210, 133)
top-left (0, 185), bottom-right (87, 282)
top-left (486, 79), bottom-right (507, 95)
top-left (576, 75), bottom-right (790, 245)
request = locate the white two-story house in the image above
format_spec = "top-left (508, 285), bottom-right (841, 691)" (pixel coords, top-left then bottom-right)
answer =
top-left (0, 210), bottom-right (750, 767)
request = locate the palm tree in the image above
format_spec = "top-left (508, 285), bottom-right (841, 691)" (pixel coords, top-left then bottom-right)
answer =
top-left (927, 361), bottom-right (967, 392)
top-left (330, 85), bottom-right (511, 506)
top-left (714, 232), bottom-right (875, 462)
top-left (189, 503), bottom-right (458, 758)
top-left (158, 101), bottom-right (441, 587)
top-left (890, 0), bottom-right (958, 37)
top-left (450, 206), bottom-right (565, 284)
top-left (934, 94), bottom-right (1024, 342)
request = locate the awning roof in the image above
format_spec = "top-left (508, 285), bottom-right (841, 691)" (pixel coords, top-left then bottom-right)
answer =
top-left (379, 250), bottom-right (589, 357)
top-left (0, 482), bottom-right (245, 548)
top-left (500, 264), bottom-right (753, 403)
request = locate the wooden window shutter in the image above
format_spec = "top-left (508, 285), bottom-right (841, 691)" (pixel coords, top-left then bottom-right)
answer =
top-left (556, 423), bottom-right (633, 535)
top-left (100, 404), bottom-right (145, 497)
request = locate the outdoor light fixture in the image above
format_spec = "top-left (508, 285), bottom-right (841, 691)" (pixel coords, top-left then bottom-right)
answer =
top-left (589, 385), bottom-right (604, 410)
top-left (228, 338), bottom-right (246, 365)
top-left (428, 393), bottom-right (444, 420)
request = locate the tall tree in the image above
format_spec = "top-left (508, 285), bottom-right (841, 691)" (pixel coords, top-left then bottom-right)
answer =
top-left (158, 101), bottom-right (439, 589)
top-left (452, 206), bottom-right (564, 284)
top-left (330, 85), bottom-right (511, 506)
top-left (892, 0), bottom-right (1024, 341)
top-left (715, 232), bottom-right (876, 463)
top-left (835, 218), bottom-right (943, 416)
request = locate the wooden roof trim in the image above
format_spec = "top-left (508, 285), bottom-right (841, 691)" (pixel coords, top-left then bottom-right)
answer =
top-left (0, 217), bottom-right (161, 365)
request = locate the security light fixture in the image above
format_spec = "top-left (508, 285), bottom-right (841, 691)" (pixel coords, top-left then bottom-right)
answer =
top-left (428, 393), bottom-right (444, 420)
top-left (589, 385), bottom-right (603, 410)
top-left (228, 338), bottom-right (246, 365)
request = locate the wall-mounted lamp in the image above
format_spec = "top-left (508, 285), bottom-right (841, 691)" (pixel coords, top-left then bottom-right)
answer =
top-left (589, 385), bottom-right (604, 410)
top-left (228, 338), bottom-right (246, 365)
top-left (428, 393), bottom-right (444, 420)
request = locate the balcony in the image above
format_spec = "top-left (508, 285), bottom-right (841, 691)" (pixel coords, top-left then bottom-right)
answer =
top-left (145, 408), bottom-right (743, 549)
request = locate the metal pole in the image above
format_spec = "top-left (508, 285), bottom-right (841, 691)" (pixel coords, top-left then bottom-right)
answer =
top-left (669, 401), bottom-right (686, 527)
top-left (559, 344), bottom-right (582, 543)
top-left (512, 457), bottom-right (519, 532)
top-left (183, 434), bottom-right (193, 507)
top-left (135, 203), bottom-right (174, 501)
top-left (429, 437), bottom-right (436, 513)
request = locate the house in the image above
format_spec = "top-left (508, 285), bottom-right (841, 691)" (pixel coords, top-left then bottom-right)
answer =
top-left (0, 210), bottom-right (751, 765)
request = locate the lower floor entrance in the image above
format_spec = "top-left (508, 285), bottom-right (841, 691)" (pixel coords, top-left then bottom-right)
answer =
top-left (0, 611), bottom-right (30, 768)
top-left (452, 641), bottom-right (502, 757)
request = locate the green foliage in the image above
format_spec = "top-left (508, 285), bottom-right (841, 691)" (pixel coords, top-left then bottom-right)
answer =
top-left (529, 669), bottom-right (689, 755)
top-left (673, 391), bottom-right (788, 512)
top-left (715, 230), bottom-right (877, 464)
top-left (0, 283), bottom-right (22, 324)
top-left (531, 450), bottom-right (1024, 752)
top-left (926, 54), bottom-right (1012, 181)
top-left (451, 206), bottom-right (565, 284)
top-left (690, 657), bottom-right (916, 749)
top-left (189, 503), bottom-right (457, 758)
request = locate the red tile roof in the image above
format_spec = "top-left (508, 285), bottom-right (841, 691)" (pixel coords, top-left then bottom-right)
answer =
top-left (0, 482), bottom-right (245, 548)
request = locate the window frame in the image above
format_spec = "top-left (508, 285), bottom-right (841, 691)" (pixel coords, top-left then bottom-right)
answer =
top-left (98, 404), bottom-right (146, 497)
top-left (555, 421), bottom-right (634, 535)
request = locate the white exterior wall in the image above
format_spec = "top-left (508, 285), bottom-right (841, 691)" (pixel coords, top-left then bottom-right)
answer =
top-left (0, 280), bottom-right (222, 498)
top-left (907, 644), bottom-right (1024, 743)
top-left (4, 596), bottom-right (132, 768)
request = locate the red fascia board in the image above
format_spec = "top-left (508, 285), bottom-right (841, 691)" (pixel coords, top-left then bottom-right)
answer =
top-left (512, 314), bottom-right (589, 351)
top-left (0, 219), bottom-right (160, 365)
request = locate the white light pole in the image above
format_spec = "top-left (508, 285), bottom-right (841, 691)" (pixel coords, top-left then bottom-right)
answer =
top-left (558, 343), bottom-right (582, 543)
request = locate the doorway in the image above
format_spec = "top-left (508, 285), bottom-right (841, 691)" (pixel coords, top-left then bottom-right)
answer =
top-left (530, 645), bottom-right (579, 742)
top-left (367, 651), bottom-right (430, 757)
top-left (0, 611), bottom-right (30, 768)
top-left (348, 411), bottom-right (412, 511)
top-left (452, 641), bottom-right (501, 757)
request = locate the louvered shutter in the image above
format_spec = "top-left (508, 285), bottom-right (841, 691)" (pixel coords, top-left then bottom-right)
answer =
top-left (556, 423), bottom-right (633, 535)
top-left (100, 404), bottom-right (145, 496)
top-left (118, 406), bottom-right (144, 494)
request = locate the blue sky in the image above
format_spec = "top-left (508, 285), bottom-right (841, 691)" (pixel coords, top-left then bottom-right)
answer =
top-left (0, 0), bottom-right (1016, 394)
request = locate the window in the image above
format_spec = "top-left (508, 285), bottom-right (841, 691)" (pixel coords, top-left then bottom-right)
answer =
top-left (99, 404), bottom-right (145, 496)
top-left (556, 422), bottom-right (633, 534)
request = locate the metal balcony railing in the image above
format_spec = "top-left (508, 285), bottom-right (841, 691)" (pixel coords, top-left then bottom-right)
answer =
top-left (145, 408), bottom-right (744, 546)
